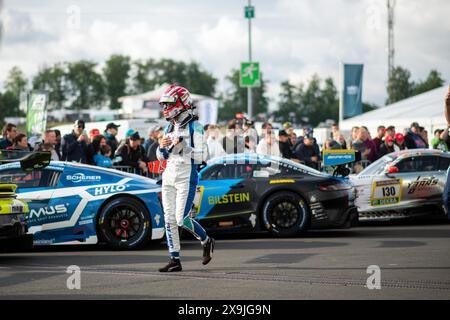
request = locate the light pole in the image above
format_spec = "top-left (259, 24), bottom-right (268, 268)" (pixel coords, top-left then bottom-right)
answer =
top-left (247, 0), bottom-right (253, 119)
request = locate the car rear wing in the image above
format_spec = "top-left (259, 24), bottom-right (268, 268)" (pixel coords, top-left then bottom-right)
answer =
top-left (0, 150), bottom-right (51, 171)
top-left (322, 150), bottom-right (361, 177)
top-left (0, 184), bottom-right (17, 198)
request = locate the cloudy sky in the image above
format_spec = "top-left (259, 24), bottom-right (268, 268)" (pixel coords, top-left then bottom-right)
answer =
top-left (1, 0), bottom-right (449, 110)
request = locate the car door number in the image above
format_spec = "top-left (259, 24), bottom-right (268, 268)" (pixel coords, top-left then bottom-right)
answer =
top-left (370, 179), bottom-right (402, 206)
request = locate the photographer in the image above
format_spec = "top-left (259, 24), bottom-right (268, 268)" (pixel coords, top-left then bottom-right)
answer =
top-left (61, 120), bottom-right (89, 163)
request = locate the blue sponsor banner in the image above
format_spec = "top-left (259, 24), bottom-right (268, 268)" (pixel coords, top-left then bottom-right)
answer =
top-left (342, 64), bottom-right (364, 119)
top-left (323, 150), bottom-right (356, 166)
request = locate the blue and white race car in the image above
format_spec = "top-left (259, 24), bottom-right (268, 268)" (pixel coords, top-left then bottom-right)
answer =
top-left (0, 161), bottom-right (165, 249)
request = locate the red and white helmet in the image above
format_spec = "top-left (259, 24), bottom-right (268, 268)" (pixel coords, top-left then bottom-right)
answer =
top-left (159, 84), bottom-right (193, 121)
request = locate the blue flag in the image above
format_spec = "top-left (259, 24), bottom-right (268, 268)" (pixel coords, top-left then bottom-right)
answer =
top-left (341, 64), bottom-right (364, 119)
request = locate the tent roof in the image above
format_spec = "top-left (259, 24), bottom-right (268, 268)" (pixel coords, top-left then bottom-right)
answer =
top-left (118, 83), bottom-right (213, 102)
top-left (340, 85), bottom-right (449, 130)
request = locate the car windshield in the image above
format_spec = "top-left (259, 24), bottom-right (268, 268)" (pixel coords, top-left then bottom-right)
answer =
top-left (276, 157), bottom-right (323, 176)
top-left (358, 154), bottom-right (397, 176)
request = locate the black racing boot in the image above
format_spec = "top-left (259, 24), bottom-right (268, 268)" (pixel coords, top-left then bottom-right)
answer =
top-left (159, 258), bottom-right (182, 272)
top-left (202, 237), bottom-right (215, 265)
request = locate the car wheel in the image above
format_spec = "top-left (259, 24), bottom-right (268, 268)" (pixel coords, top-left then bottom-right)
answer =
top-left (97, 197), bottom-right (152, 250)
top-left (261, 191), bottom-right (310, 237)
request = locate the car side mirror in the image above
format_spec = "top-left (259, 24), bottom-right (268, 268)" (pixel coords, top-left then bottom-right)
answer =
top-left (387, 166), bottom-right (399, 174)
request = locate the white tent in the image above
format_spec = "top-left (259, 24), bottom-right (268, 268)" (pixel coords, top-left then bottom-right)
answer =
top-left (340, 85), bottom-right (449, 138)
top-left (118, 83), bottom-right (219, 125)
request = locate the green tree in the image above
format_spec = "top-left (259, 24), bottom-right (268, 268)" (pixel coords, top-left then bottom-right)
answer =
top-left (32, 63), bottom-right (67, 110)
top-left (0, 91), bottom-right (21, 126)
top-left (273, 81), bottom-right (300, 122)
top-left (219, 69), bottom-right (269, 122)
top-left (103, 54), bottom-right (131, 109)
top-left (131, 58), bottom-right (217, 97)
top-left (386, 66), bottom-right (413, 104)
top-left (4, 66), bottom-right (27, 99)
top-left (66, 60), bottom-right (105, 111)
top-left (273, 76), bottom-right (339, 126)
top-left (412, 70), bottom-right (445, 96)
top-left (362, 102), bottom-right (378, 113)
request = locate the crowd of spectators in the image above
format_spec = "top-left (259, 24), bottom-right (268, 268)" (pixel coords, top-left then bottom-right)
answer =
top-left (1, 116), bottom-right (449, 175)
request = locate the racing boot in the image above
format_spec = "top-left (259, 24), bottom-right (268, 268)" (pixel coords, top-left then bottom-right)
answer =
top-left (159, 258), bottom-right (182, 272)
top-left (202, 237), bottom-right (215, 265)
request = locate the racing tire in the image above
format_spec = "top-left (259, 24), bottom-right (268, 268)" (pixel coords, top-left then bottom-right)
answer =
top-left (261, 191), bottom-right (310, 237)
top-left (97, 197), bottom-right (152, 250)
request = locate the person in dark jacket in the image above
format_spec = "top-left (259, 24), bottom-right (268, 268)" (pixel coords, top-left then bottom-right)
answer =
top-left (378, 135), bottom-right (398, 157)
top-left (294, 135), bottom-right (320, 169)
top-left (116, 132), bottom-right (148, 175)
top-left (278, 130), bottom-right (293, 159)
top-left (104, 122), bottom-right (121, 158)
top-left (0, 123), bottom-right (18, 150)
top-left (404, 122), bottom-right (428, 149)
top-left (62, 120), bottom-right (89, 163)
top-left (87, 134), bottom-right (107, 165)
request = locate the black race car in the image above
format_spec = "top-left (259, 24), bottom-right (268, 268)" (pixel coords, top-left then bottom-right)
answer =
top-left (192, 154), bottom-right (357, 237)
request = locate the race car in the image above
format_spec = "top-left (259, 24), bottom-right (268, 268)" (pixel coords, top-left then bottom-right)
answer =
top-left (350, 149), bottom-right (450, 221)
top-left (0, 151), bottom-right (51, 252)
top-left (0, 160), bottom-right (165, 249)
top-left (0, 184), bottom-right (32, 252)
top-left (192, 154), bottom-right (357, 237)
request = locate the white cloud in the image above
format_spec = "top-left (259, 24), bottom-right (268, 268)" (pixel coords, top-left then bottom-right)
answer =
top-left (0, 0), bottom-right (449, 113)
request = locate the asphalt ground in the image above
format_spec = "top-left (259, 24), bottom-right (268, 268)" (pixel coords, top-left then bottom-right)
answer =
top-left (1, 219), bottom-right (450, 300)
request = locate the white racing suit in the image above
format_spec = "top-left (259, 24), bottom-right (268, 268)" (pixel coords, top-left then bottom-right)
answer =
top-left (156, 115), bottom-right (209, 259)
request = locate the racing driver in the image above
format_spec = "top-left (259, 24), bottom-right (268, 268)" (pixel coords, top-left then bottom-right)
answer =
top-left (156, 84), bottom-right (215, 272)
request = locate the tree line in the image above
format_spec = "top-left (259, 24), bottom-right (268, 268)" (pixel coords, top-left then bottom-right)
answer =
top-left (0, 54), bottom-right (445, 127)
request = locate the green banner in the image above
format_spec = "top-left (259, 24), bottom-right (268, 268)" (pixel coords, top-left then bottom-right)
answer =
top-left (26, 91), bottom-right (48, 141)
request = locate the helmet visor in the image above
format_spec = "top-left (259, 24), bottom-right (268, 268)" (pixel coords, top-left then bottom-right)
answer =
top-left (159, 94), bottom-right (177, 105)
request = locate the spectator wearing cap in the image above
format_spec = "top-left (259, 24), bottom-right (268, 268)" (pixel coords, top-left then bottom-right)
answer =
top-left (243, 119), bottom-right (259, 145)
top-left (116, 132), bottom-right (148, 175)
top-left (89, 128), bottom-right (100, 143)
top-left (431, 129), bottom-right (449, 152)
top-left (62, 120), bottom-right (89, 163)
top-left (256, 133), bottom-right (281, 157)
top-left (372, 126), bottom-right (386, 152)
top-left (394, 133), bottom-right (406, 150)
top-left (278, 130), bottom-right (294, 159)
top-left (404, 122), bottom-right (428, 149)
top-left (143, 125), bottom-right (163, 153)
top-left (104, 122), bottom-right (121, 158)
top-left (378, 135), bottom-right (399, 157)
top-left (0, 123), bottom-right (18, 150)
top-left (206, 124), bottom-right (226, 159)
top-left (294, 135), bottom-right (320, 169)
